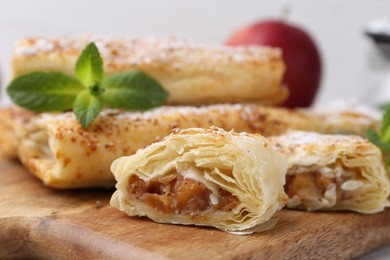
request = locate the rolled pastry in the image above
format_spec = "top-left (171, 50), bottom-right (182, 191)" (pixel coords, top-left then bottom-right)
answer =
top-left (16, 104), bottom-right (315, 188)
top-left (110, 127), bottom-right (288, 232)
top-left (12, 36), bottom-right (287, 105)
top-left (13, 103), bottom-right (380, 188)
top-left (269, 131), bottom-right (390, 213)
top-left (1, 100), bottom-right (380, 159)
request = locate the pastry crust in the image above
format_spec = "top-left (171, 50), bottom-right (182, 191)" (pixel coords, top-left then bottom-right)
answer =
top-left (307, 101), bottom-right (382, 136)
top-left (12, 36), bottom-right (287, 105)
top-left (16, 104), bottom-right (315, 188)
top-left (110, 127), bottom-right (288, 232)
top-left (270, 131), bottom-right (390, 213)
top-left (9, 103), bottom-right (380, 188)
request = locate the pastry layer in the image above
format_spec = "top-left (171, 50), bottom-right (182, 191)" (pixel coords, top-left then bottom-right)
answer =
top-left (15, 104), bottom-right (315, 188)
top-left (0, 103), bottom-right (380, 188)
top-left (110, 127), bottom-right (288, 232)
top-left (270, 131), bottom-right (390, 213)
top-left (12, 36), bottom-right (287, 105)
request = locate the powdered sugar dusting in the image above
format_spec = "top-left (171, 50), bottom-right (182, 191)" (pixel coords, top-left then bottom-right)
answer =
top-left (15, 38), bottom-right (54, 56)
top-left (312, 99), bottom-right (382, 121)
top-left (13, 36), bottom-right (282, 66)
top-left (105, 104), bottom-right (244, 121)
top-left (37, 104), bottom-right (245, 125)
top-left (272, 130), bottom-right (365, 148)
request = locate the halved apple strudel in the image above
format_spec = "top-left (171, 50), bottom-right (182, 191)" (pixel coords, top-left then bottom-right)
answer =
top-left (270, 131), bottom-right (390, 213)
top-left (110, 127), bottom-right (288, 233)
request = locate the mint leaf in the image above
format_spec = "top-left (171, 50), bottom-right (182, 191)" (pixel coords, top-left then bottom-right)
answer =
top-left (73, 90), bottom-right (103, 128)
top-left (7, 72), bottom-right (84, 111)
top-left (75, 42), bottom-right (103, 87)
top-left (101, 71), bottom-right (169, 109)
top-left (380, 104), bottom-right (390, 142)
top-left (366, 128), bottom-right (390, 153)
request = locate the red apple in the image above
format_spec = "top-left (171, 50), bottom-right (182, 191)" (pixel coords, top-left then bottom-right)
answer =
top-left (226, 19), bottom-right (322, 108)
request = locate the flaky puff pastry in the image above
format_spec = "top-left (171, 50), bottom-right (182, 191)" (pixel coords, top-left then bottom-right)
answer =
top-left (270, 131), bottom-right (390, 213)
top-left (1, 102), bottom-right (380, 160)
top-left (307, 101), bottom-right (382, 136)
top-left (15, 104), bottom-right (316, 188)
top-left (12, 36), bottom-right (287, 105)
top-left (5, 103), bottom-right (380, 188)
top-left (110, 127), bottom-right (288, 233)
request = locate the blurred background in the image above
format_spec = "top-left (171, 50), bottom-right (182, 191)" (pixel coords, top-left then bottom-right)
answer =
top-left (0, 0), bottom-right (390, 107)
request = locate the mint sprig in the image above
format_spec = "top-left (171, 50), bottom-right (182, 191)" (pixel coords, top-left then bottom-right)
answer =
top-left (7, 42), bottom-right (169, 128)
top-left (366, 104), bottom-right (390, 173)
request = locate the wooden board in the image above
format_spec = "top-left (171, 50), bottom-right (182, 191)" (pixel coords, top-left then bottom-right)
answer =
top-left (0, 158), bottom-right (390, 259)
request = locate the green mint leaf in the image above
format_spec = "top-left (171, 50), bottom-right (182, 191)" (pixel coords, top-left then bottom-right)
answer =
top-left (7, 72), bottom-right (84, 111)
top-left (73, 90), bottom-right (103, 128)
top-left (75, 42), bottom-right (103, 87)
top-left (365, 128), bottom-right (390, 153)
top-left (100, 71), bottom-right (169, 110)
top-left (380, 104), bottom-right (390, 142)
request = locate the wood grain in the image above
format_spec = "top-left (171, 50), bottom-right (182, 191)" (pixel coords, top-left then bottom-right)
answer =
top-left (0, 159), bottom-right (389, 259)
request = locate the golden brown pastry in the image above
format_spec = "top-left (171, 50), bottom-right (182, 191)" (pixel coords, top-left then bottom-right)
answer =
top-left (308, 101), bottom-right (382, 136)
top-left (270, 131), bottom-right (390, 213)
top-left (11, 103), bottom-right (381, 188)
top-left (110, 127), bottom-right (288, 233)
top-left (15, 104), bottom-right (315, 188)
top-left (12, 36), bottom-right (287, 105)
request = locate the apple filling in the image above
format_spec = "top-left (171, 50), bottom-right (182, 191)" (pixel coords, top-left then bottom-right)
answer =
top-left (285, 162), bottom-right (368, 210)
top-left (127, 171), bottom-right (239, 217)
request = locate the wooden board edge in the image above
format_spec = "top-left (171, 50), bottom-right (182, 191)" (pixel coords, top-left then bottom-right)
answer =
top-left (0, 216), bottom-right (169, 260)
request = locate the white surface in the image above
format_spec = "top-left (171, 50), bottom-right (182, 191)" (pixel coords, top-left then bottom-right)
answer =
top-left (0, 0), bottom-right (389, 257)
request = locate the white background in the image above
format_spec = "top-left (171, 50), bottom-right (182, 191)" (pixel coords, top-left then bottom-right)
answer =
top-left (0, 0), bottom-right (389, 258)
